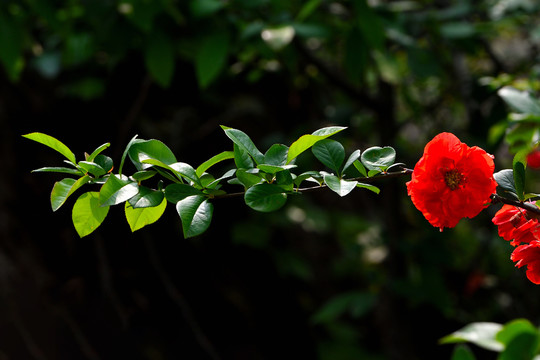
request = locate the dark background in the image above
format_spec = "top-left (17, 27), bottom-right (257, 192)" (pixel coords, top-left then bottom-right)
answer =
top-left (2, 0), bottom-right (540, 359)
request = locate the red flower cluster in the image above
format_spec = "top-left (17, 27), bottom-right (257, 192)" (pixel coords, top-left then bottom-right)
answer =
top-left (492, 204), bottom-right (540, 284)
top-left (407, 133), bottom-right (497, 230)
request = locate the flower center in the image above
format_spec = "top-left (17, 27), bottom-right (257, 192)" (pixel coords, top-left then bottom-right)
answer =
top-left (444, 169), bottom-right (465, 190)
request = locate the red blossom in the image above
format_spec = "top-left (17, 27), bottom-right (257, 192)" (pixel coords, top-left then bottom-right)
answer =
top-left (492, 204), bottom-right (540, 246)
top-left (406, 133), bottom-right (497, 230)
top-left (511, 241), bottom-right (540, 284)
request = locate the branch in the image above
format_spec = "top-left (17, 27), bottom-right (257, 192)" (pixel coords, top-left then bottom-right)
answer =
top-left (213, 168), bottom-right (414, 199)
top-left (490, 194), bottom-right (540, 216)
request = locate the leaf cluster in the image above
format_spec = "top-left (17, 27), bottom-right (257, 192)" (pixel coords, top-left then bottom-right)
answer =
top-left (24, 126), bottom-right (402, 239)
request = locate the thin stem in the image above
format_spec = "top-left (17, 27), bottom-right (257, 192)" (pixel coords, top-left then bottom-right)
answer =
top-left (212, 168), bottom-right (414, 199)
top-left (490, 194), bottom-right (540, 216)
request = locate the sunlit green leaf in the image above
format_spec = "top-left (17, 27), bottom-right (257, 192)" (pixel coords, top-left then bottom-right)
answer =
top-left (86, 143), bottom-right (110, 162)
top-left (125, 197), bottom-right (167, 232)
top-left (128, 138), bottom-right (177, 171)
top-left (287, 126), bottom-right (347, 164)
top-left (23, 132), bottom-right (77, 163)
top-left (72, 192), bottom-right (109, 238)
top-left (196, 151), bottom-right (234, 177)
top-left (50, 175), bottom-right (91, 212)
top-left (440, 322), bottom-right (504, 352)
top-left (78, 161), bottom-right (106, 177)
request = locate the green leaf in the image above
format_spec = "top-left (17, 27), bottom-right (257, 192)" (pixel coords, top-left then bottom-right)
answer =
top-left (176, 195), bottom-right (213, 238)
top-left (513, 150), bottom-right (527, 201)
top-left (119, 135), bottom-right (138, 175)
top-left (128, 139), bottom-right (177, 171)
top-left (221, 126), bottom-right (265, 164)
top-left (287, 126), bottom-right (347, 164)
top-left (312, 139), bottom-right (346, 174)
top-left (498, 86), bottom-right (540, 116)
top-left (494, 169), bottom-right (518, 200)
top-left (357, 182), bottom-right (380, 194)
top-left (94, 154), bottom-right (114, 173)
top-left (451, 345), bottom-right (476, 360)
top-left (496, 319), bottom-right (538, 347)
top-left (311, 292), bottom-right (376, 324)
top-left (143, 159), bottom-right (202, 187)
top-left (164, 183), bottom-right (204, 203)
top-left (72, 192), bottom-right (110, 238)
top-left (99, 175), bottom-right (139, 206)
top-left (23, 132), bottom-right (77, 163)
top-left (294, 171), bottom-right (323, 187)
top-left (264, 144), bottom-right (289, 166)
top-left (196, 151), bottom-right (234, 177)
top-left (361, 146), bottom-right (396, 171)
top-left (132, 170), bottom-right (157, 182)
top-left (86, 143), bottom-right (110, 162)
top-left (32, 167), bottom-right (84, 176)
top-left (50, 175), bottom-right (91, 212)
top-left (257, 164), bottom-right (297, 175)
top-left (128, 185), bottom-right (165, 208)
top-left (144, 32), bottom-right (175, 88)
top-left (196, 32), bottom-right (229, 88)
top-left (499, 333), bottom-right (539, 360)
top-left (125, 197), bottom-right (167, 232)
top-left (78, 161), bottom-right (106, 177)
top-left (234, 143), bottom-right (254, 169)
top-left (353, 159), bottom-right (368, 177)
top-left (323, 174), bottom-right (357, 197)
top-left (440, 322), bottom-right (504, 352)
top-left (236, 169), bottom-right (263, 188)
top-left (244, 183), bottom-right (288, 212)
top-left (343, 150), bottom-right (361, 174)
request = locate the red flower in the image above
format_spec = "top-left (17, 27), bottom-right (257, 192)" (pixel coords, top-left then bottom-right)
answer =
top-left (406, 133), bottom-right (497, 230)
top-left (511, 241), bottom-right (540, 284)
top-left (492, 204), bottom-right (540, 246)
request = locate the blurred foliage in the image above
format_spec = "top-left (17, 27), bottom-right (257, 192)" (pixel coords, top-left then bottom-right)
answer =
top-left (4, 0), bottom-right (540, 359)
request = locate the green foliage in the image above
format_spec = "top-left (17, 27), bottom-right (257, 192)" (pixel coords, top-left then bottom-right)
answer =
top-left (441, 319), bottom-right (540, 360)
top-left (24, 126), bottom-right (403, 238)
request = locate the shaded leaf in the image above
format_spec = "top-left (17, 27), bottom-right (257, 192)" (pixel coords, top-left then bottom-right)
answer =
top-left (128, 186), bottom-right (164, 208)
top-left (222, 126), bottom-right (265, 164)
top-left (164, 183), bottom-right (203, 203)
top-left (196, 32), bottom-right (229, 88)
top-left (176, 195), bottom-right (213, 238)
top-left (145, 32), bottom-right (175, 88)
top-left (313, 139), bottom-right (345, 174)
top-left (99, 175), bottom-right (139, 206)
top-left (244, 183), bottom-right (287, 212)
top-left (361, 146), bottom-right (396, 171)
